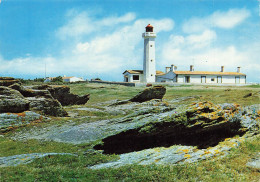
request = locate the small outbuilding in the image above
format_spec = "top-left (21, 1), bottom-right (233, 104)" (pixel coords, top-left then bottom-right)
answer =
top-left (44, 76), bottom-right (84, 83)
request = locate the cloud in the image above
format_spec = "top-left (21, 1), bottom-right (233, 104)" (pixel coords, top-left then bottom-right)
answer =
top-left (56, 12), bottom-right (136, 40)
top-left (1, 11), bottom-right (174, 80)
top-left (160, 30), bottom-right (260, 82)
top-left (162, 29), bottom-right (217, 61)
top-left (70, 18), bottom-right (174, 75)
top-left (183, 8), bottom-right (251, 33)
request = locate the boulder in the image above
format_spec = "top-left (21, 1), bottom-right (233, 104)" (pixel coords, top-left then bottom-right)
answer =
top-left (27, 97), bottom-right (68, 117)
top-left (0, 77), bottom-right (20, 87)
top-left (9, 83), bottom-right (53, 99)
top-left (0, 86), bottom-right (24, 98)
top-left (130, 85), bottom-right (166, 102)
top-left (32, 85), bottom-right (90, 106)
top-left (0, 85), bottom-right (67, 117)
top-left (0, 87), bottom-right (29, 113)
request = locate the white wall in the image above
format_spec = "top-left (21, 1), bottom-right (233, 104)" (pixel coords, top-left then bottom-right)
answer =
top-left (123, 73), bottom-right (143, 83)
top-left (63, 77), bottom-right (84, 82)
top-left (173, 74), bottom-right (246, 84)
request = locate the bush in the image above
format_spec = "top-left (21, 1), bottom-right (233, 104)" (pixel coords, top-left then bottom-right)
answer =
top-left (51, 76), bottom-right (63, 83)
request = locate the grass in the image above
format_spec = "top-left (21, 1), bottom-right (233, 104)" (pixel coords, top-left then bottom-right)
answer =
top-left (1, 82), bottom-right (260, 181)
top-left (1, 135), bottom-right (259, 181)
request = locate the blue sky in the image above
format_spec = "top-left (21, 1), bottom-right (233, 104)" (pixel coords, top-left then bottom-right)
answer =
top-left (0, 0), bottom-right (259, 83)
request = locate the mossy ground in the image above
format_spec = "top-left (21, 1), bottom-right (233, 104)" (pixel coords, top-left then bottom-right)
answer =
top-left (1, 83), bottom-right (259, 181)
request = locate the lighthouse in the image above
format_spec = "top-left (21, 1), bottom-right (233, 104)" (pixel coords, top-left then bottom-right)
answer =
top-left (142, 24), bottom-right (156, 83)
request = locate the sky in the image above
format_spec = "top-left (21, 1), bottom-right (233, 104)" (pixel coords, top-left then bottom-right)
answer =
top-left (0, 0), bottom-right (259, 83)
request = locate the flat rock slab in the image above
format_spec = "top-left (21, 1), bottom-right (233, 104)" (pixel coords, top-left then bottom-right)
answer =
top-left (90, 137), bottom-right (243, 169)
top-left (0, 153), bottom-right (76, 167)
top-left (11, 102), bottom-right (175, 144)
top-left (246, 153), bottom-right (260, 170)
top-left (0, 111), bottom-right (47, 133)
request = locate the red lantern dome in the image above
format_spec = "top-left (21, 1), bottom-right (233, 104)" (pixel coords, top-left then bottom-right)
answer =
top-left (145, 24), bottom-right (153, 32)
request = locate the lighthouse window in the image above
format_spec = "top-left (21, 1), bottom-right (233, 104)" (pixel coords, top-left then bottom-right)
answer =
top-left (151, 59), bottom-right (153, 62)
top-left (150, 45), bottom-right (153, 47)
top-left (151, 74), bottom-right (153, 76)
top-left (133, 75), bottom-right (139, 80)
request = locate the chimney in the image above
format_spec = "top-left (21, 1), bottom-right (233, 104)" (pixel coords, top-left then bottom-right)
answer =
top-left (170, 64), bottom-right (175, 72)
top-left (237, 67), bottom-right (241, 73)
top-left (190, 65), bottom-right (194, 71)
top-left (221, 66), bottom-right (224, 72)
top-left (165, 67), bottom-right (171, 73)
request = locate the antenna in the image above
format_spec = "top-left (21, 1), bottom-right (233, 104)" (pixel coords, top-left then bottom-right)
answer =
top-left (45, 60), bottom-right (47, 79)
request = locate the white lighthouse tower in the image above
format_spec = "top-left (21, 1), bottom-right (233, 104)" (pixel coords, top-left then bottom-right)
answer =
top-left (142, 24), bottom-right (156, 83)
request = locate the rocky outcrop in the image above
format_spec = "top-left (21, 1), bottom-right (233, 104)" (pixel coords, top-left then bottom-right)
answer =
top-left (0, 86), bottom-right (30, 113)
top-left (28, 97), bottom-right (68, 117)
top-left (88, 102), bottom-right (259, 169)
top-left (94, 101), bottom-right (259, 154)
top-left (130, 85), bottom-right (166, 102)
top-left (32, 85), bottom-right (90, 106)
top-left (9, 83), bottom-right (52, 99)
top-left (0, 77), bottom-right (20, 87)
top-left (0, 82), bottom-right (68, 117)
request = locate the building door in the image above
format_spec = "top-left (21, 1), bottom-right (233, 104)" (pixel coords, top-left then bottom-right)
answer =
top-left (201, 76), bottom-right (206, 83)
top-left (217, 76), bottom-right (222, 83)
top-left (235, 76), bottom-right (240, 84)
top-left (185, 76), bottom-right (190, 83)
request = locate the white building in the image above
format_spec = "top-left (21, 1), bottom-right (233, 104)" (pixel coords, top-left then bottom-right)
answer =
top-left (123, 24), bottom-right (246, 84)
top-left (156, 65), bottom-right (246, 84)
top-left (44, 76), bottom-right (84, 83)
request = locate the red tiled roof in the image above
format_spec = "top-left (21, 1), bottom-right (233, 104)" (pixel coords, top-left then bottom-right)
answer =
top-left (173, 71), bottom-right (246, 76)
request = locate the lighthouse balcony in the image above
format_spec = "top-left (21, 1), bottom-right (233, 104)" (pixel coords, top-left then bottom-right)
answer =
top-left (142, 32), bottom-right (156, 38)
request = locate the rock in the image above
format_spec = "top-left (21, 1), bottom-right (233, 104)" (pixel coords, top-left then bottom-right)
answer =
top-left (94, 102), bottom-right (252, 154)
top-left (90, 137), bottom-right (244, 169)
top-left (0, 85), bottom-right (67, 117)
top-left (246, 153), bottom-right (260, 170)
top-left (27, 97), bottom-right (68, 117)
top-left (0, 86), bottom-right (24, 98)
top-left (9, 83), bottom-right (53, 99)
top-left (0, 98), bottom-right (30, 113)
top-left (130, 85), bottom-right (166, 102)
top-left (32, 85), bottom-right (90, 106)
top-left (0, 111), bottom-right (46, 133)
top-left (0, 77), bottom-right (20, 87)
top-left (243, 93), bottom-right (253, 98)
top-left (0, 153), bottom-right (76, 167)
top-left (0, 87), bottom-right (29, 113)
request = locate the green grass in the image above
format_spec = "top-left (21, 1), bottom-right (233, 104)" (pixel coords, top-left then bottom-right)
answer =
top-left (1, 135), bottom-right (259, 181)
top-left (1, 82), bottom-right (260, 181)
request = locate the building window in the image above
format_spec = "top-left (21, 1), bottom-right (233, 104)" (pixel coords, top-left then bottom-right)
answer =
top-left (150, 45), bottom-right (153, 47)
top-left (133, 75), bottom-right (139, 80)
top-left (151, 74), bottom-right (153, 76)
top-left (151, 59), bottom-right (153, 62)
top-left (211, 78), bottom-right (215, 81)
